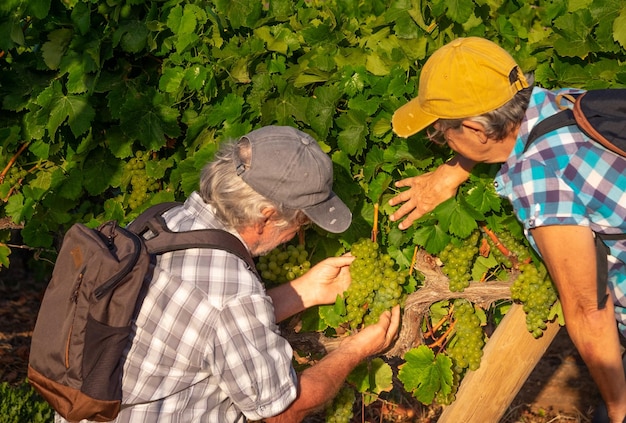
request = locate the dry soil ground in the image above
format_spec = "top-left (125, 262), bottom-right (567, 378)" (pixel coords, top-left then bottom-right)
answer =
top-left (0, 256), bottom-right (605, 423)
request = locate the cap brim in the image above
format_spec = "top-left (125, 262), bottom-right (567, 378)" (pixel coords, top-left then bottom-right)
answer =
top-left (391, 97), bottom-right (439, 138)
top-left (303, 192), bottom-right (352, 233)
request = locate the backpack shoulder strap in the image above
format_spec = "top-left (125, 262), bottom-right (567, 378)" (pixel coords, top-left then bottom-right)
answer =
top-left (126, 202), bottom-right (182, 233)
top-left (524, 92), bottom-right (583, 153)
top-left (525, 109), bottom-right (576, 153)
top-left (128, 203), bottom-right (260, 279)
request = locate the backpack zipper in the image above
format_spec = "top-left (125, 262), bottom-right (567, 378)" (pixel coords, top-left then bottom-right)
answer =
top-left (66, 270), bottom-right (85, 368)
top-left (93, 226), bottom-right (143, 301)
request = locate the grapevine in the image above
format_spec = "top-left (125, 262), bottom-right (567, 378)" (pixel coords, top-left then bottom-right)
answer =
top-left (256, 244), bottom-right (311, 285)
top-left (438, 231), bottom-right (481, 292)
top-left (344, 238), bottom-right (407, 329)
top-left (1, 0), bottom-right (622, 419)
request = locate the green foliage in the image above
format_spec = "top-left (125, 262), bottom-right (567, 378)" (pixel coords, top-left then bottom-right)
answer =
top-left (1, 0), bottom-right (624, 413)
top-left (1, 0), bottom-right (624, 264)
top-left (0, 381), bottom-right (54, 423)
top-left (398, 345), bottom-right (454, 405)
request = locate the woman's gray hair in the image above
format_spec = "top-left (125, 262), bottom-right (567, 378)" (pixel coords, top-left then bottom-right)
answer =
top-left (438, 73), bottom-right (535, 140)
top-left (198, 138), bottom-right (304, 231)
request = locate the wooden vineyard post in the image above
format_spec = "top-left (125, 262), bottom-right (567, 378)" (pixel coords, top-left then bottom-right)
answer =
top-left (438, 303), bottom-right (561, 423)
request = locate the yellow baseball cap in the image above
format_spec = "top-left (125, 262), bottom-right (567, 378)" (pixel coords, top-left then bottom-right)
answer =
top-left (391, 37), bottom-right (529, 138)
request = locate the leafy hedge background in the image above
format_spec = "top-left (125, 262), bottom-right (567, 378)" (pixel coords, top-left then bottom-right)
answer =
top-left (2, 0), bottom-right (625, 270)
top-left (1, 0), bottom-right (625, 412)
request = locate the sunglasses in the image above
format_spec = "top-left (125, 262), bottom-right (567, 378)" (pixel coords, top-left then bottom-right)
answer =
top-left (425, 124), bottom-right (479, 145)
top-left (425, 127), bottom-right (448, 145)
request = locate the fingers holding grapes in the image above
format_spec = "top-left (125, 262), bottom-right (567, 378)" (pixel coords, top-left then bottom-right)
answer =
top-left (347, 305), bottom-right (401, 357)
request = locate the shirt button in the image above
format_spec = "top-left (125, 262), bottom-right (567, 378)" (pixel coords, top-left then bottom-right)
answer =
top-left (493, 181), bottom-right (499, 188)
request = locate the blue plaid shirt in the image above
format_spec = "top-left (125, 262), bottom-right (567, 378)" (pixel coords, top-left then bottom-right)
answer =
top-left (494, 87), bottom-right (626, 334)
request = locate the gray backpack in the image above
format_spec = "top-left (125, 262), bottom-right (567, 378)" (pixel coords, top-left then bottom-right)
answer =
top-left (28, 202), bottom-right (257, 422)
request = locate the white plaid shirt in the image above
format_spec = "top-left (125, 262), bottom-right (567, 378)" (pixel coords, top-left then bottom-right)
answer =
top-left (57, 192), bottom-right (297, 423)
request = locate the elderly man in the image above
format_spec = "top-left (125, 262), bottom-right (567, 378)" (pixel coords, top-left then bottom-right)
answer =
top-left (56, 125), bottom-right (399, 423)
top-left (389, 37), bottom-right (626, 423)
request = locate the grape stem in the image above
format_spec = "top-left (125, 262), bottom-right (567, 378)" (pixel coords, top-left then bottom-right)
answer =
top-left (371, 202), bottom-right (379, 243)
top-left (409, 246), bottom-right (419, 277)
top-left (423, 304), bottom-right (454, 339)
top-left (480, 224), bottom-right (514, 260)
top-left (428, 320), bottom-right (456, 349)
top-left (0, 141), bottom-right (30, 184)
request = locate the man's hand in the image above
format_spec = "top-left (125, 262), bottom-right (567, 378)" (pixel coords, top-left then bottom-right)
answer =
top-left (264, 305), bottom-right (401, 423)
top-left (342, 305), bottom-right (401, 357)
top-left (389, 155), bottom-right (475, 230)
top-left (268, 255), bottom-right (354, 322)
top-left (299, 255), bottom-right (354, 305)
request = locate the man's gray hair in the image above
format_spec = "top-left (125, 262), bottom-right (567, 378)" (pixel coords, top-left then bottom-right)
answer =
top-left (198, 138), bottom-right (303, 230)
top-left (438, 74), bottom-right (535, 140)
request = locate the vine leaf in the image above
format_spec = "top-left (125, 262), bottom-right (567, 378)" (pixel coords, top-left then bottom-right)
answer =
top-left (41, 28), bottom-right (72, 70)
top-left (553, 10), bottom-right (598, 58)
top-left (49, 94), bottom-right (95, 138)
top-left (336, 109), bottom-right (369, 157)
top-left (435, 197), bottom-right (479, 240)
top-left (398, 345), bottom-right (453, 405)
top-left (413, 223), bottom-right (450, 255)
top-left (347, 357), bottom-right (393, 395)
top-left (615, 6), bottom-right (626, 48)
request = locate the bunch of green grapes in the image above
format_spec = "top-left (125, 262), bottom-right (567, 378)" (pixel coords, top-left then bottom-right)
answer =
top-left (435, 372), bottom-right (460, 405)
top-left (439, 231), bottom-right (480, 292)
top-left (345, 238), bottom-right (407, 329)
top-left (324, 385), bottom-right (355, 423)
top-left (124, 151), bottom-right (160, 210)
top-left (257, 244), bottom-right (311, 284)
top-left (484, 229), bottom-right (531, 268)
top-left (2, 166), bottom-right (28, 189)
top-left (447, 299), bottom-right (485, 372)
top-left (511, 261), bottom-right (558, 338)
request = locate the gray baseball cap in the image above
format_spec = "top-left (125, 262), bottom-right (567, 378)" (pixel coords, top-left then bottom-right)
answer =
top-left (234, 126), bottom-right (352, 233)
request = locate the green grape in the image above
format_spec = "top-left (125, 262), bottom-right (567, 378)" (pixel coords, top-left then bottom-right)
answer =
top-left (447, 299), bottom-right (485, 372)
top-left (439, 231), bottom-right (480, 292)
top-left (344, 238), bottom-right (408, 330)
top-left (511, 261), bottom-right (558, 338)
top-left (257, 244), bottom-right (311, 285)
top-left (325, 386), bottom-right (355, 423)
top-left (124, 151), bottom-right (160, 210)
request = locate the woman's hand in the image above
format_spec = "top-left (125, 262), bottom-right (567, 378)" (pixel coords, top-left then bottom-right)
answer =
top-left (389, 155), bottom-right (475, 229)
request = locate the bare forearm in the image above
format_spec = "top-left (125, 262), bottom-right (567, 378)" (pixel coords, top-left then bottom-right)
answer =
top-left (264, 307), bottom-right (400, 423)
top-left (267, 282), bottom-right (305, 323)
top-left (531, 226), bottom-right (626, 422)
top-left (267, 256), bottom-right (353, 323)
top-left (447, 154), bottom-right (476, 177)
top-left (264, 347), bottom-right (363, 423)
top-left (566, 307), bottom-right (626, 422)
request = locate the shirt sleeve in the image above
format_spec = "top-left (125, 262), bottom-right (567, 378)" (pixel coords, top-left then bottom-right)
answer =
top-left (510, 157), bottom-right (589, 231)
top-left (210, 294), bottom-right (298, 420)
